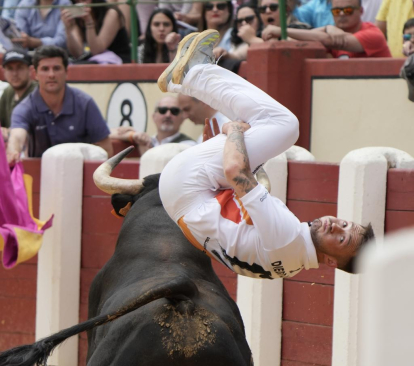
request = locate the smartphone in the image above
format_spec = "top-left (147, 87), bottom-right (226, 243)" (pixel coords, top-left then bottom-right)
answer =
top-left (66, 4), bottom-right (87, 19)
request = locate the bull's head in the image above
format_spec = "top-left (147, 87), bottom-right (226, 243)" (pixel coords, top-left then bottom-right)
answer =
top-left (93, 146), bottom-right (144, 196)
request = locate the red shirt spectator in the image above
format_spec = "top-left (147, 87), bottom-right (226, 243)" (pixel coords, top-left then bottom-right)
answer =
top-left (331, 22), bottom-right (392, 58)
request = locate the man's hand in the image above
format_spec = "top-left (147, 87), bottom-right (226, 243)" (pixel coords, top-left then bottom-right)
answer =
top-left (7, 150), bottom-right (21, 166)
top-left (403, 41), bottom-right (414, 57)
top-left (133, 131), bottom-right (152, 147)
top-left (325, 25), bottom-right (346, 48)
top-left (262, 25), bottom-right (281, 41)
top-left (1, 127), bottom-right (9, 143)
top-left (11, 32), bottom-right (31, 48)
top-left (202, 117), bottom-right (220, 142)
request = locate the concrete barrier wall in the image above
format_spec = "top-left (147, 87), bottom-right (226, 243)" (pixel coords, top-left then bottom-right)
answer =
top-left (1, 158), bottom-right (412, 365)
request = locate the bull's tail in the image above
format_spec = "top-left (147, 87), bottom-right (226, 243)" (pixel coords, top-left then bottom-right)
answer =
top-left (0, 277), bottom-right (198, 366)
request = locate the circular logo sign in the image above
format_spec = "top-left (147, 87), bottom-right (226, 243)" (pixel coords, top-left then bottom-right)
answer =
top-left (106, 83), bottom-right (147, 132)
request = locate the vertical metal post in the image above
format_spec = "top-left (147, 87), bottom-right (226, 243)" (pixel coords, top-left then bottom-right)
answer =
top-left (129, 0), bottom-right (138, 63)
top-left (279, 0), bottom-right (288, 40)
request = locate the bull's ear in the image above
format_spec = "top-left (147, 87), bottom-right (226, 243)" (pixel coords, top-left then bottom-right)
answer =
top-left (111, 194), bottom-right (134, 217)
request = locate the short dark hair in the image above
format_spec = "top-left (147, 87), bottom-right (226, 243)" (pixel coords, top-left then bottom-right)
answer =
top-left (32, 45), bottom-right (69, 70)
top-left (339, 222), bottom-right (375, 274)
top-left (403, 18), bottom-right (414, 33)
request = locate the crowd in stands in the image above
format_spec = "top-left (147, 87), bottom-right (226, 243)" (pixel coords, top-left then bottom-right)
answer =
top-left (1, 0), bottom-right (414, 161)
top-left (1, 0), bottom-right (413, 64)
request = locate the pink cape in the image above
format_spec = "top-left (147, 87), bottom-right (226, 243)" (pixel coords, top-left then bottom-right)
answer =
top-left (0, 136), bottom-right (53, 268)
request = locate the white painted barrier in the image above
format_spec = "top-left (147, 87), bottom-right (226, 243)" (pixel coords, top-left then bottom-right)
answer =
top-left (332, 147), bottom-right (414, 366)
top-left (36, 143), bottom-right (107, 366)
top-left (237, 146), bottom-right (315, 366)
top-left (358, 228), bottom-right (414, 366)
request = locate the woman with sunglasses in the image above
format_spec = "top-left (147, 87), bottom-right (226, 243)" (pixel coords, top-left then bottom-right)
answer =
top-left (202, 1), bottom-right (234, 53)
top-left (223, 4), bottom-right (264, 61)
top-left (258, 0), bottom-right (311, 30)
top-left (138, 8), bottom-right (181, 63)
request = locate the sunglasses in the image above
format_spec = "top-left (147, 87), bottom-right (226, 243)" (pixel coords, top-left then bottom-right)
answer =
top-left (331, 6), bottom-right (360, 16)
top-left (157, 107), bottom-right (181, 116)
top-left (205, 3), bottom-right (227, 11)
top-left (258, 3), bottom-right (279, 13)
top-left (403, 33), bottom-right (414, 41)
top-left (236, 15), bottom-right (256, 25)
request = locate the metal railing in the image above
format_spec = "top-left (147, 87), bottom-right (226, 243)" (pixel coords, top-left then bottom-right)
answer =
top-left (0, 0), bottom-right (288, 63)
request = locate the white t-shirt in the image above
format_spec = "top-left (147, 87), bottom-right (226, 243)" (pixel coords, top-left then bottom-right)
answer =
top-left (180, 183), bottom-right (319, 279)
top-left (151, 132), bottom-right (197, 147)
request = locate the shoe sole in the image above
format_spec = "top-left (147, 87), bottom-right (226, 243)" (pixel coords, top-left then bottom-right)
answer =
top-left (172, 29), bottom-right (220, 85)
top-left (157, 32), bottom-right (199, 93)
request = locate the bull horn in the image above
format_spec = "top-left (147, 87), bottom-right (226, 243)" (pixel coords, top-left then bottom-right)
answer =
top-left (255, 166), bottom-right (271, 193)
top-left (93, 146), bottom-right (144, 195)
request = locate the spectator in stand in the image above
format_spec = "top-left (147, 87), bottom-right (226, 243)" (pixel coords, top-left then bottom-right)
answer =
top-left (214, 3), bottom-right (264, 62)
top-left (202, 1), bottom-right (234, 53)
top-left (375, 0), bottom-right (414, 57)
top-left (2, 0), bottom-right (20, 20)
top-left (12, 0), bottom-right (70, 50)
top-left (361, 0), bottom-right (383, 23)
top-left (400, 19), bottom-right (414, 101)
top-left (403, 18), bottom-right (414, 56)
top-left (263, 0), bottom-right (391, 58)
top-left (61, 0), bottom-right (131, 64)
top-left (0, 50), bottom-right (37, 142)
top-left (110, 96), bottom-right (196, 156)
top-left (293, 0), bottom-right (334, 28)
top-left (178, 94), bottom-right (229, 144)
top-left (138, 9), bottom-right (183, 64)
top-left (260, 0), bottom-right (311, 29)
top-left (6, 46), bottom-right (113, 165)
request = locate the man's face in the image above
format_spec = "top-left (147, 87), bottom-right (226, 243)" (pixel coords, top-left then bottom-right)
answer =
top-left (332, 0), bottom-right (362, 32)
top-left (153, 97), bottom-right (184, 135)
top-left (3, 61), bottom-right (31, 91)
top-left (310, 216), bottom-right (364, 266)
top-left (35, 57), bottom-right (67, 94)
top-left (178, 95), bottom-right (205, 125)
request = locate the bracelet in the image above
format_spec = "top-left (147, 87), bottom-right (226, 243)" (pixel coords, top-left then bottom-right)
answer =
top-left (168, 48), bottom-right (177, 53)
top-left (128, 131), bottom-right (135, 144)
top-left (86, 22), bottom-right (95, 29)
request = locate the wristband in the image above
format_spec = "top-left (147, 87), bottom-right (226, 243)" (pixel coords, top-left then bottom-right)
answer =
top-left (128, 131), bottom-right (135, 144)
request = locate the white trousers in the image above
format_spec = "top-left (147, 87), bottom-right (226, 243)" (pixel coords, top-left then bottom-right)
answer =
top-left (159, 64), bottom-right (299, 221)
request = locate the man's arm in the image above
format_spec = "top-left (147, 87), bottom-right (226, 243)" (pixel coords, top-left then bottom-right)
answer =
top-left (222, 121), bottom-right (257, 198)
top-left (6, 128), bottom-right (27, 165)
top-left (262, 25), bottom-right (365, 53)
top-left (93, 136), bottom-right (113, 157)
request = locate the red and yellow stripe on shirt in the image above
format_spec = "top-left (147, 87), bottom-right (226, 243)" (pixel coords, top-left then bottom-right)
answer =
top-left (178, 189), bottom-right (253, 258)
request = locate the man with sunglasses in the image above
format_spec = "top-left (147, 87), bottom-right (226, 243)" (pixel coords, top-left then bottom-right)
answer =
top-left (263, 0), bottom-right (391, 58)
top-left (111, 95), bottom-right (196, 156)
top-left (157, 30), bottom-right (374, 280)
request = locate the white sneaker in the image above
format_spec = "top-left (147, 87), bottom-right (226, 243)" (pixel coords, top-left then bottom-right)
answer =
top-left (172, 29), bottom-right (220, 86)
top-left (157, 32), bottom-right (200, 93)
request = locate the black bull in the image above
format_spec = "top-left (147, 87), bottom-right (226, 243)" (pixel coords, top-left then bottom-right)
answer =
top-left (0, 174), bottom-right (253, 366)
